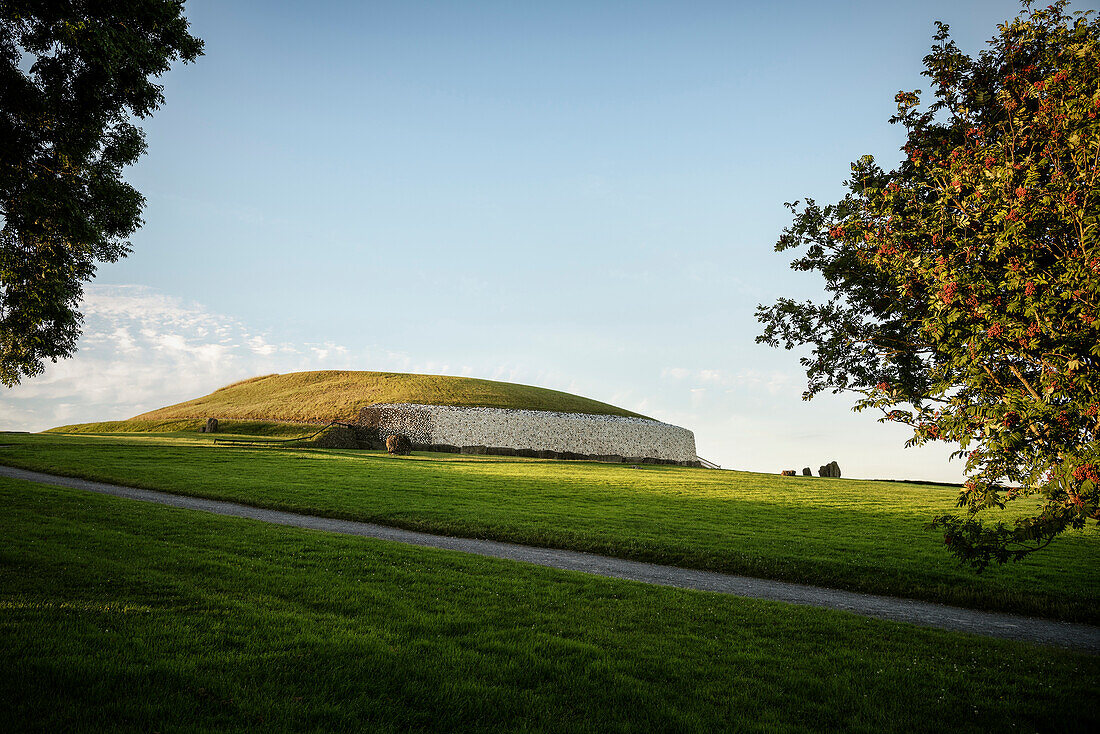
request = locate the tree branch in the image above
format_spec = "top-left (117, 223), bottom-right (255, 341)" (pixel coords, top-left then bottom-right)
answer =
top-left (1008, 363), bottom-right (1044, 402)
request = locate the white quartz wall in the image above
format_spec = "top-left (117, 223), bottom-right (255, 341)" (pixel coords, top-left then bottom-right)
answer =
top-left (369, 403), bottom-right (697, 463)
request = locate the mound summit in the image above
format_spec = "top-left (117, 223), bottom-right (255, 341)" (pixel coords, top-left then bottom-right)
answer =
top-left (133, 371), bottom-right (649, 424)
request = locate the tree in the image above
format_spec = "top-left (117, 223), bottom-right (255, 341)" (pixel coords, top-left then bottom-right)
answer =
top-left (756, 1), bottom-right (1099, 569)
top-left (0, 0), bottom-right (202, 386)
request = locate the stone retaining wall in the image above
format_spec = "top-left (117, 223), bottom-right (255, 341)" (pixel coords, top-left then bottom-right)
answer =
top-left (358, 403), bottom-right (698, 464)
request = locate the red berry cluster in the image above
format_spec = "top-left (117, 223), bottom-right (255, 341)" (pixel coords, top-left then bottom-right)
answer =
top-left (1072, 464), bottom-right (1100, 484)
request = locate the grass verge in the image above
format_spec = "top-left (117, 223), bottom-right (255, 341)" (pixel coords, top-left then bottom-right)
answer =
top-left (0, 476), bottom-right (1096, 733)
top-left (1, 432), bottom-right (1097, 623)
top-left (45, 419), bottom-right (316, 437)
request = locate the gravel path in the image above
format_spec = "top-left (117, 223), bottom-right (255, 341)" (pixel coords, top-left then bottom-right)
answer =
top-left (3, 463), bottom-right (1097, 653)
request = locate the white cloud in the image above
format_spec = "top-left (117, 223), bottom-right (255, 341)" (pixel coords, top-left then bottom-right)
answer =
top-left (660, 367), bottom-right (795, 397)
top-left (247, 336), bottom-right (277, 356)
top-left (0, 285), bottom-right (414, 431)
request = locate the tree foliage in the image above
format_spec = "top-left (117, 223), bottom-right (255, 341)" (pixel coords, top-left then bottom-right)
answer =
top-left (756, 1), bottom-right (1099, 569)
top-left (0, 0), bottom-right (202, 386)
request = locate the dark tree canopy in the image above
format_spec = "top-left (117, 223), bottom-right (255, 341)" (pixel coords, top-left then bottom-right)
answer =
top-left (757, 1), bottom-right (1099, 568)
top-left (0, 0), bottom-right (202, 386)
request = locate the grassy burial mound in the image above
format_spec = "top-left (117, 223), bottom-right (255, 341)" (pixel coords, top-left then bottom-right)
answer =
top-left (129, 371), bottom-right (649, 425)
top-left (48, 371), bottom-right (689, 460)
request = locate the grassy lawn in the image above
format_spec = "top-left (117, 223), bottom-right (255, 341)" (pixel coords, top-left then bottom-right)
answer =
top-left (127, 370), bottom-right (649, 423)
top-left (1, 476), bottom-right (1095, 733)
top-left (2, 432), bottom-right (1097, 624)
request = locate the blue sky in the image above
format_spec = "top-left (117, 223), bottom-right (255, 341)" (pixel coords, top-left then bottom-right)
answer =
top-left (1, 0), bottom-right (1045, 481)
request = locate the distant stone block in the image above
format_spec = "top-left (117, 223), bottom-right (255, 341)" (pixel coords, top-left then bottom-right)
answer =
top-left (386, 434), bottom-right (412, 455)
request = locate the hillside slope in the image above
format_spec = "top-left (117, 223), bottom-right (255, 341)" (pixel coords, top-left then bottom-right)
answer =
top-left (132, 371), bottom-right (649, 423)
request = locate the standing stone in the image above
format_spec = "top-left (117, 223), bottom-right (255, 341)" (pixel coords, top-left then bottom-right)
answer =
top-left (200, 418), bottom-right (218, 434)
top-left (802, 467), bottom-right (812, 476)
top-left (818, 461), bottom-right (841, 478)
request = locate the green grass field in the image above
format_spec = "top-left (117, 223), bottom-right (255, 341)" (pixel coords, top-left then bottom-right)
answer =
top-left (1, 476), bottom-right (1095, 733)
top-left (124, 370), bottom-right (649, 423)
top-left (3, 432), bottom-right (1097, 623)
